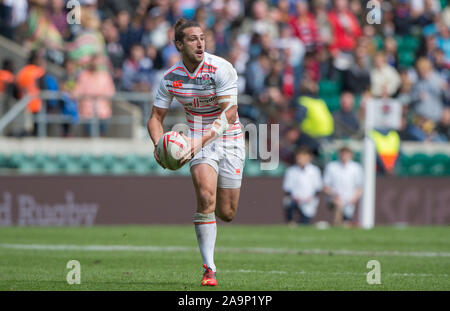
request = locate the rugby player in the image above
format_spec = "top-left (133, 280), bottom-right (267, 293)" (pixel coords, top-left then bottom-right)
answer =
top-left (147, 18), bottom-right (244, 286)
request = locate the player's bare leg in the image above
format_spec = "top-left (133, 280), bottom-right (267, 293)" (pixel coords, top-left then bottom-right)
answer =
top-left (191, 163), bottom-right (218, 286)
top-left (215, 188), bottom-right (240, 222)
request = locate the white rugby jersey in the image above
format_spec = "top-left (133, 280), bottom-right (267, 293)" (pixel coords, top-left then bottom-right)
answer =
top-left (153, 52), bottom-right (243, 140)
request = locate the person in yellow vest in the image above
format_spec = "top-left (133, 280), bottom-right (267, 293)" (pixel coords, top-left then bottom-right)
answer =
top-left (298, 95), bottom-right (334, 138)
top-left (370, 129), bottom-right (401, 175)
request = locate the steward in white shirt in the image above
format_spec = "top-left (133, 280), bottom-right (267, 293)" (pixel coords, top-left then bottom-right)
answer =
top-left (282, 147), bottom-right (323, 225)
top-left (323, 146), bottom-right (363, 226)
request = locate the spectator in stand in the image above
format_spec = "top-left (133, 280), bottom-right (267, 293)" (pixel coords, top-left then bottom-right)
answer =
top-left (15, 50), bottom-right (46, 136)
top-left (393, 0), bottom-right (412, 35)
top-left (282, 147), bottom-right (323, 226)
top-left (48, 0), bottom-right (69, 39)
top-left (101, 18), bottom-right (125, 86)
top-left (66, 5), bottom-right (109, 71)
top-left (280, 126), bottom-right (321, 165)
top-left (396, 69), bottom-right (414, 107)
top-left (435, 21), bottom-right (450, 65)
top-left (211, 17), bottom-right (231, 57)
top-left (245, 52), bottom-right (271, 98)
top-left (120, 44), bottom-right (153, 92)
top-left (384, 36), bottom-right (398, 68)
top-left (59, 58), bottom-right (79, 137)
top-left (323, 146), bottom-right (363, 227)
top-left (370, 52), bottom-right (401, 98)
top-left (327, 0), bottom-right (362, 56)
top-left (313, 0), bottom-right (333, 46)
top-left (241, 0), bottom-right (279, 41)
top-left (436, 107), bottom-right (450, 142)
top-left (0, 0), bottom-right (28, 40)
top-left (431, 48), bottom-right (449, 83)
top-left (72, 54), bottom-right (115, 137)
top-left (0, 59), bottom-right (15, 117)
top-left (342, 44), bottom-right (371, 95)
top-left (410, 57), bottom-right (448, 124)
top-left (265, 59), bottom-right (284, 94)
top-left (333, 91), bottom-right (361, 139)
top-left (0, 59), bottom-right (15, 96)
top-left (141, 7), bottom-right (171, 50)
top-left (23, 1), bottom-right (64, 63)
top-left (276, 0), bottom-right (292, 25)
top-left (289, 0), bottom-right (321, 53)
top-left (411, 0), bottom-right (441, 27)
top-left (117, 9), bottom-right (144, 56)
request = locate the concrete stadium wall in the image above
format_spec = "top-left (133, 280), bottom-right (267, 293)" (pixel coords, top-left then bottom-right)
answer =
top-left (0, 176), bottom-right (449, 226)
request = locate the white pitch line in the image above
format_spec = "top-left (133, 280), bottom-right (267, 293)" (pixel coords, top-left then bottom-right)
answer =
top-left (1, 243), bottom-right (450, 258)
top-left (223, 269), bottom-right (449, 278)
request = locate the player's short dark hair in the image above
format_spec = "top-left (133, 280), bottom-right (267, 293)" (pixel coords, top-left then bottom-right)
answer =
top-left (339, 146), bottom-right (352, 154)
top-left (174, 18), bottom-right (202, 49)
top-left (295, 146), bottom-right (312, 156)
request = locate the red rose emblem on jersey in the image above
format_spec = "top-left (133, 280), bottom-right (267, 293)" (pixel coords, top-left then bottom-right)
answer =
top-left (202, 74), bottom-right (210, 80)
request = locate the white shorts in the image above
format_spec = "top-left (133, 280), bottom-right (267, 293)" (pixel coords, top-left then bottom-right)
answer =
top-left (189, 135), bottom-right (245, 189)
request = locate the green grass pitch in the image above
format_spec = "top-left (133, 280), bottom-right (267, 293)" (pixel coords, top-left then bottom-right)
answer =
top-left (0, 225), bottom-right (449, 290)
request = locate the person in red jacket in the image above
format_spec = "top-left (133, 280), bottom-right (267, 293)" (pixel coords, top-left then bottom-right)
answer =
top-left (328, 0), bottom-right (362, 56)
top-left (289, 0), bottom-right (321, 53)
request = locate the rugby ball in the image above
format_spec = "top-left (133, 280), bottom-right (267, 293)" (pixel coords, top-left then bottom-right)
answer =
top-left (156, 131), bottom-right (189, 170)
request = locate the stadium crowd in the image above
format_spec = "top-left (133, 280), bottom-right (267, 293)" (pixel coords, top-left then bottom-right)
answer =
top-left (0, 0), bottom-right (449, 165)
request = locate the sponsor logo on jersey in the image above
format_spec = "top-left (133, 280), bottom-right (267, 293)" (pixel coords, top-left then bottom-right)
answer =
top-left (172, 80), bottom-right (183, 88)
top-left (189, 95), bottom-right (218, 108)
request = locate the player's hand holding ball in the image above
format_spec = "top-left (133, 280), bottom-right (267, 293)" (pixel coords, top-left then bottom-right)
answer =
top-left (155, 131), bottom-right (190, 170)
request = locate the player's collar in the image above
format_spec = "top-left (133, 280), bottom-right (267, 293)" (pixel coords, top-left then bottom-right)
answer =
top-left (181, 53), bottom-right (206, 78)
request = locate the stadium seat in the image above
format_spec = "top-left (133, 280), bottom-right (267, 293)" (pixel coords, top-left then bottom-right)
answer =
top-left (55, 154), bottom-right (73, 169)
top-left (18, 161), bottom-right (39, 174)
top-left (63, 161), bottom-right (84, 175)
top-left (428, 154), bottom-right (449, 176)
top-left (398, 51), bottom-right (416, 68)
top-left (321, 95), bottom-right (340, 112)
top-left (401, 153), bottom-right (429, 176)
top-left (123, 154), bottom-right (140, 170)
top-left (42, 160), bottom-right (60, 175)
top-left (130, 161), bottom-right (152, 175)
top-left (319, 80), bottom-right (341, 96)
top-left (110, 160), bottom-right (129, 175)
top-left (373, 35), bottom-right (384, 50)
top-left (353, 151), bottom-right (362, 163)
top-left (33, 153), bottom-right (50, 169)
top-left (330, 151), bottom-right (339, 161)
top-left (86, 161), bottom-right (107, 175)
top-left (354, 94), bottom-right (361, 111)
top-left (101, 154), bottom-right (116, 169)
top-left (78, 154), bottom-right (95, 169)
top-left (396, 35), bottom-right (420, 52)
top-left (8, 153), bottom-right (28, 169)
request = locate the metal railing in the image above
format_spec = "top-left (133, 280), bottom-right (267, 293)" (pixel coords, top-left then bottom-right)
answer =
top-left (0, 91), bottom-right (156, 138)
top-left (0, 91), bottom-right (256, 138)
